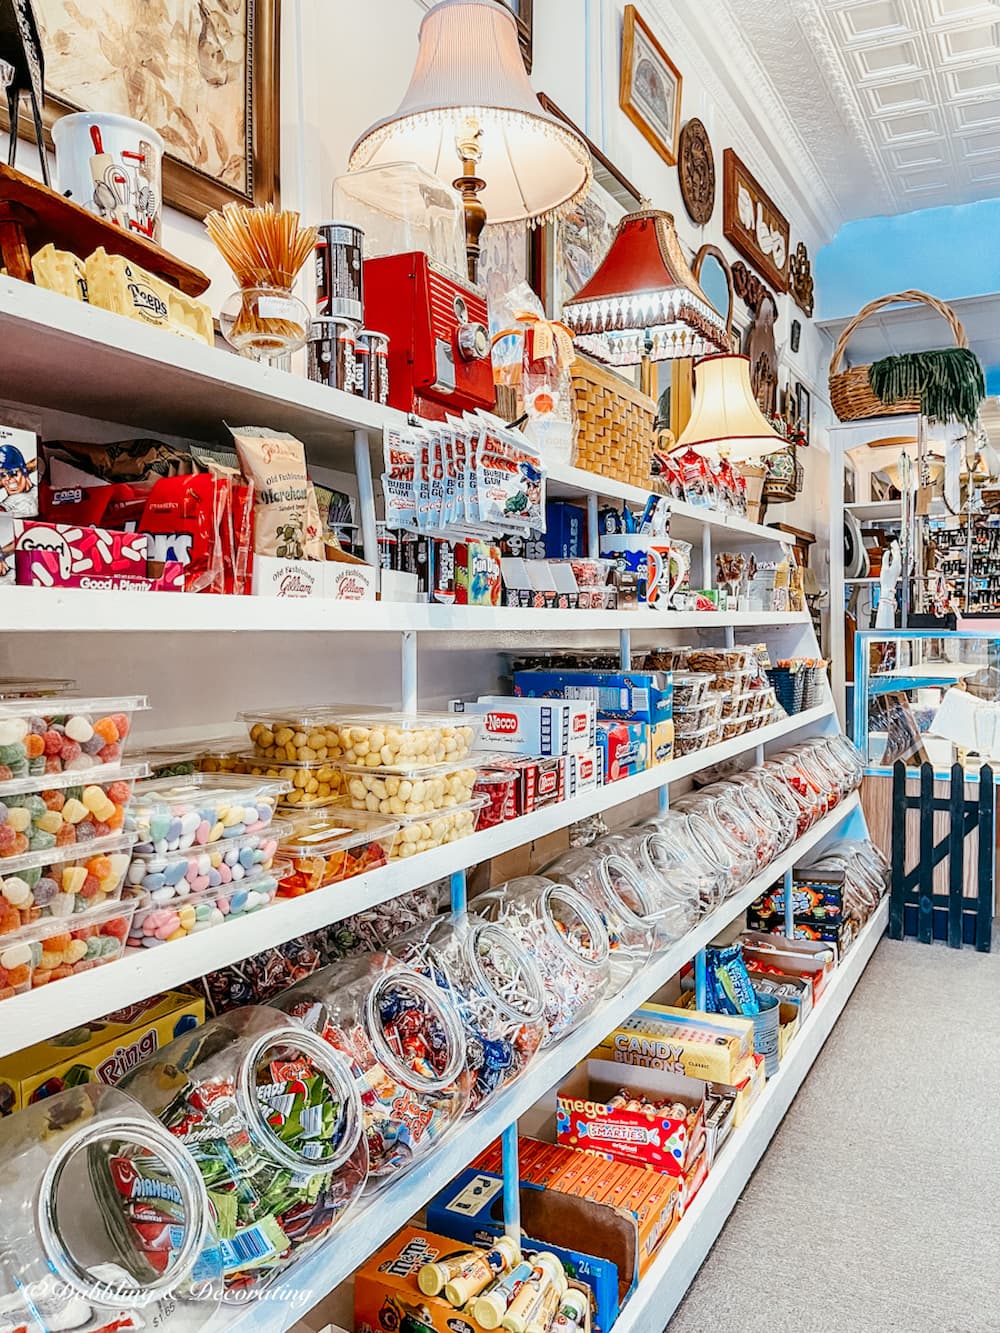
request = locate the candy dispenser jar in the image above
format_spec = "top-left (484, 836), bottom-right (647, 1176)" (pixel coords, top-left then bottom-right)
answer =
top-left (390, 911), bottom-right (547, 1114)
top-left (639, 809), bottom-right (731, 911)
top-left (0, 1084), bottom-right (221, 1332)
top-left (475, 877), bottom-right (612, 1045)
top-left (272, 957), bottom-right (471, 1190)
top-left (593, 829), bottom-right (702, 941)
top-left (117, 1007), bottom-right (367, 1291)
top-left (540, 847), bottom-right (659, 970)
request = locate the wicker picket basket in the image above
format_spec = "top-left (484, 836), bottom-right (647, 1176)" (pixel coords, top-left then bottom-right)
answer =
top-left (828, 289), bottom-right (969, 423)
top-left (571, 357), bottom-right (656, 489)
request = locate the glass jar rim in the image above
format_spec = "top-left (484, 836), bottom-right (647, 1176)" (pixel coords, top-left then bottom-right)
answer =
top-left (541, 882), bottom-right (611, 970)
top-left (465, 920), bottom-right (546, 1025)
top-left (37, 1116), bottom-right (212, 1306)
top-left (236, 1027), bottom-right (364, 1176)
top-left (365, 965), bottom-right (468, 1094)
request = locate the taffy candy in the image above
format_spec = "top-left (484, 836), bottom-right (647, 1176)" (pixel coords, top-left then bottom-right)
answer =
top-left (0, 833), bottom-right (134, 933)
top-left (124, 825), bottom-right (284, 900)
top-left (0, 900), bottom-right (136, 1000)
top-left (0, 696), bottom-right (145, 780)
top-left (127, 865), bottom-right (281, 947)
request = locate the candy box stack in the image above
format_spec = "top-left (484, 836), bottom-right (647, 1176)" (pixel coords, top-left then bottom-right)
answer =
top-left (591, 1002), bottom-right (756, 1086)
top-left (513, 669), bottom-right (673, 727)
top-left (0, 989), bottom-right (204, 1114)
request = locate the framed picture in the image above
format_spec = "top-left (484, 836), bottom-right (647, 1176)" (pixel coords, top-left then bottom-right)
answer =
top-left (619, 5), bottom-right (682, 167)
top-left (495, 0), bottom-right (533, 71)
top-left (796, 382), bottom-right (811, 445)
top-left (5, 0), bottom-right (280, 219)
top-left (723, 149), bottom-right (789, 293)
top-left (535, 94), bottom-right (642, 319)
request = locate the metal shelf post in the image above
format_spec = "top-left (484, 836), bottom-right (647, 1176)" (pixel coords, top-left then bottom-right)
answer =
top-left (502, 1123), bottom-right (521, 1239)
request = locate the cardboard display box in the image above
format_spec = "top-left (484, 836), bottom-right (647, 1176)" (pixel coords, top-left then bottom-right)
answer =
top-left (463, 698), bottom-right (596, 757)
top-left (741, 932), bottom-right (836, 1001)
top-left (596, 719), bottom-right (648, 783)
top-left (514, 670), bottom-right (673, 727)
top-left (592, 1002), bottom-right (756, 1086)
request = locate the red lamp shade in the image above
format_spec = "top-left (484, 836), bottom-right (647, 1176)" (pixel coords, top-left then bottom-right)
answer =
top-left (562, 209), bottom-right (729, 366)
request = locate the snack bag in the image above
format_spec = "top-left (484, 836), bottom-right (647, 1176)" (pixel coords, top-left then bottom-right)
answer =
top-left (230, 426), bottom-right (323, 560)
top-left (382, 424), bottom-right (418, 531)
top-left (140, 474), bottom-right (227, 593)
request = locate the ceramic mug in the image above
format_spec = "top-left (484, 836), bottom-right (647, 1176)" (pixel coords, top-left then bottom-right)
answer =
top-left (52, 112), bottom-right (164, 244)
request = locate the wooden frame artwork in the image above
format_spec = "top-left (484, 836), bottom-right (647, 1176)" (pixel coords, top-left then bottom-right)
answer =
top-left (3, 0), bottom-right (280, 220)
top-left (796, 381), bottom-right (812, 445)
top-left (722, 148), bottom-right (789, 294)
top-left (496, 0), bottom-right (533, 71)
top-left (620, 5), bottom-right (682, 167)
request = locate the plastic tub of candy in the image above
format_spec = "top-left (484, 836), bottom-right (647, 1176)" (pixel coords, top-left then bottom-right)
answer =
top-left (476, 877), bottom-right (612, 1044)
top-left (339, 756), bottom-right (482, 816)
top-left (127, 861), bottom-right (284, 947)
top-left (0, 1083), bottom-right (222, 1333)
top-left (118, 1005), bottom-right (368, 1287)
top-left (675, 724), bottom-right (717, 757)
top-left (273, 956), bottom-right (470, 1189)
top-left (260, 711), bottom-right (482, 770)
top-left (0, 898), bottom-right (137, 1000)
top-left (389, 796), bottom-right (487, 859)
top-left (475, 767), bottom-right (519, 830)
top-left (391, 911), bottom-right (547, 1113)
top-left (239, 703), bottom-right (390, 763)
top-left (0, 695), bottom-right (147, 783)
top-left (279, 809), bottom-right (398, 895)
top-left (0, 832), bottom-right (136, 933)
top-left (0, 676), bottom-right (76, 699)
top-left (124, 820), bottom-right (288, 900)
top-left (671, 672), bottom-right (715, 708)
top-left (228, 752), bottom-right (344, 809)
top-left (674, 696), bottom-right (724, 734)
top-left (127, 773), bottom-right (289, 853)
top-left (0, 763), bottom-right (148, 859)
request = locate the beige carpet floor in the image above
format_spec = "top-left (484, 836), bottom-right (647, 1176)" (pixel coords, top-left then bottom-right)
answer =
top-left (667, 936), bottom-right (1000, 1333)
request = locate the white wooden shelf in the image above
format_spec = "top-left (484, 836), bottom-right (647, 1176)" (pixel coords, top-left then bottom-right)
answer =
top-left (222, 791), bottom-right (864, 1333)
top-left (0, 703), bottom-right (836, 1056)
top-left (1, 584), bottom-right (810, 635)
top-left (613, 896), bottom-right (887, 1333)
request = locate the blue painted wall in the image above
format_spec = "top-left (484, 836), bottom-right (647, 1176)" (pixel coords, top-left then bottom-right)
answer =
top-left (816, 199), bottom-right (1000, 320)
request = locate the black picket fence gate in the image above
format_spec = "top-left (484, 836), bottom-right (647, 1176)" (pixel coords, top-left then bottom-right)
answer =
top-left (890, 761), bottom-right (993, 951)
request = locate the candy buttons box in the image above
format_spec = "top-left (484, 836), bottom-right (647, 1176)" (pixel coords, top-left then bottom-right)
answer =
top-left (591, 1002), bottom-right (756, 1086)
top-left (556, 1060), bottom-right (706, 1179)
top-left (513, 670), bottom-right (673, 727)
top-left (355, 1227), bottom-right (494, 1333)
top-left (0, 990), bottom-right (204, 1115)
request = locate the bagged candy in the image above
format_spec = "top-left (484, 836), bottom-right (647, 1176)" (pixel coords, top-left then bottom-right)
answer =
top-left (705, 943), bottom-right (759, 1016)
top-left (231, 426), bottom-right (323, 560)
top-left (382, 424), bottom-right (418, 530)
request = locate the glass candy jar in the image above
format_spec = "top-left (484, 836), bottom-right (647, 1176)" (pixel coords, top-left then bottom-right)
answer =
top-left (272, 957), bottom-right (471, 1188)
top-left (593, 829), bottom-right (702, 941)
top-left (117, 1007), bottom-right (367, 1291)
top-left (540, 847), bottom-right (664, 968)
top-left (390, 911), bottom-right (547, 1114)
top-left (0, 1084), bottom-right (221, 1332)
top-left (475, 877), bottom-right (611, 1044)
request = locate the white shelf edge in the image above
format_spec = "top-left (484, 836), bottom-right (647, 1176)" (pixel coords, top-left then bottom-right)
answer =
top-left (2, 585), bottom-right (811, 634)
top-left (613, 895), bottom-right (888, 1333)
top-left (0, 704), bottom-right (836, 1056)
top-left (222, 790), bottom-right (864, 1333)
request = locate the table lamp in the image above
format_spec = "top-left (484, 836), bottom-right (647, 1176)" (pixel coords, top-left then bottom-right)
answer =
top-left (561, 209), bottom-right (730, 395)
top-left (349, 0), bottom-right (592, 283)
top-left (672, 353), bottom-right (788, 460)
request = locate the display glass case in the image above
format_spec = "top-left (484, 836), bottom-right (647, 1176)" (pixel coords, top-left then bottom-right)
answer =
top-left (853, 629), bottom-right (1000, 776)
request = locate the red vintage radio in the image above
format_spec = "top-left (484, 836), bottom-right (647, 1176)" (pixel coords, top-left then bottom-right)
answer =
top-left (362, 251), bottom-right (493, 418)
top-left (333, 164), bottom-right (495, 419)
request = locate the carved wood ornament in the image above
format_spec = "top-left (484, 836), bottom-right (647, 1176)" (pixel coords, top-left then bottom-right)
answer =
top-left (789, 240), bottom-right (814, 318)
top-left (678, 118), bottom-right (715, 226)
top-left (731, 262), bottom-right (778, 418)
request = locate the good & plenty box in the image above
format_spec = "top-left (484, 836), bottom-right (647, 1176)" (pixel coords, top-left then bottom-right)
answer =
top-left (0, 990), bottom-right (204, 1115)
top-left (513, 670), bottom-right (673, 726)
top-left (556, 1060), bottom-right (706, 1180)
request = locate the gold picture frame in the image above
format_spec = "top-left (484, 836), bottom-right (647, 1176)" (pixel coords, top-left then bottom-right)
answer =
top-left (620, 5), bottom-right (682, 167)
top-left (3, 0), bottom-right (280, 220)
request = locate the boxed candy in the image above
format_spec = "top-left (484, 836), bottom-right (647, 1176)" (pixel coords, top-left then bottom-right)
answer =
top-left (596, 720), bottom-right (647, 783)
top-left (0, 693), bottom-right (146, 781)
top-left (0, 832), bottom-right (135, 933)
top-left (0, 989), bottom-right (204, 1115)
top-left (463, 697), bottom-right (596, 757)
top-left (0, 898), bottom-right (136, 1001)
top-left (455, 540), bottom-right (502, 606)
top-left (564, 748), bottom-right (601, 799)
top-left (514, 670), bottom-right (673, 727)
top-left (14, 520), bottom-right (184, 591)
top-left (591, 1002), bottom-right (756, 1086)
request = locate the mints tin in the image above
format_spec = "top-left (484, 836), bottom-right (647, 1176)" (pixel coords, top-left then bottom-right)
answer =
top-left (315, 221), bottom-right (364, 322)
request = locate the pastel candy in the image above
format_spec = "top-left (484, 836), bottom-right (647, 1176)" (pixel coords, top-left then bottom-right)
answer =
top-left (65, 716), bottom-right (94, 743)
top-left (144, 873), bottom-right (166, 892)
top-left (164, 862), bottom-right (187, 887)
top-left (194, 820), bottom-right (211, 845)
top-left (1, 877), bottom-right (31, 907)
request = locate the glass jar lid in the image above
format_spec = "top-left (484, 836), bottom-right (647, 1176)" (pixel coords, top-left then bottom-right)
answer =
top-left (365, 965), bottom-right (468, 1094)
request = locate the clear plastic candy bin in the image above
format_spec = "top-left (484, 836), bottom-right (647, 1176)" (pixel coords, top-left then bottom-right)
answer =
top-left (127, 774), bottom-right (289, 853)
top-left (0, 1083), bottom-right (222, 1333)
top-left (0, 694), bottom-right (147, 783)
top-left (0, 764), bottom-right (147, 859)
top-left (0, 833), bottom-right (135, 933)
top-left (279, 809), bottom-right (398, 896)
top-left (117, 1006), bottom-right (368, 1291)
top-left (0, 898), bottom-right (137, 1001)
top-left (339, 756), bottom-right (482, 816)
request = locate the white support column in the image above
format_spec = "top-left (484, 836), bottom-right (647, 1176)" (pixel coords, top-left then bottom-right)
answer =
top-left (401, 631), bottom-right (417, 714)
top-left (354, 429), bottom-right (379, 570)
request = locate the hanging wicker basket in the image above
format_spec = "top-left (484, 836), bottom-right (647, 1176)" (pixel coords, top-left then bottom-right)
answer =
top-left (828, 289), bottom-right (969, 423)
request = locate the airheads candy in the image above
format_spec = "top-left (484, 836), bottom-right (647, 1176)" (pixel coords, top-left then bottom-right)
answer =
top-left (462, 698), bottom-right (596, 757)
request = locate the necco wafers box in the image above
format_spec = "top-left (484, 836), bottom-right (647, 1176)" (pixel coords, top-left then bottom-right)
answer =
top-left (464, 697), bottom-right (596, 756)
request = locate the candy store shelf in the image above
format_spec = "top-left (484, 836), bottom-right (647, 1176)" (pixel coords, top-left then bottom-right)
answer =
top-left (222, 790), bottom-right (864, 1333)
top-left (0, 703), bottom-right (837, 1056)
top-left (0, 584), bottom-right (810, 635)
top-left (546, 462), bottom-right (789, 545)
top-left (612, 895), bottom-right (888, 1333)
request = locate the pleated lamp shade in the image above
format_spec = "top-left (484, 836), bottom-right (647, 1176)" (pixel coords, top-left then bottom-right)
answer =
top-left (349, 0), bottom-right (592, 227)
top-left (673, 354), bottom-right (788, 460)
top-left (562, 210), bottom-right (730, 364)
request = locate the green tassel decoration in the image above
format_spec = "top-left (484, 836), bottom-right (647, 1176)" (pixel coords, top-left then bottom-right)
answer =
top-left (868, 347), bottom-right (985, 427)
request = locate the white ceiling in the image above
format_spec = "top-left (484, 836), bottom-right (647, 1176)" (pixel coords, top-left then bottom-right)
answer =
top-left (661, 0), bottom-right (1000, 224)
top-left (816, 291), bottom-right (1000, 365)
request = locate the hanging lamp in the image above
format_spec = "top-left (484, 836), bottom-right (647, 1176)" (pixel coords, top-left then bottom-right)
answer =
top-left (672, 353), bottom-right (788, 460)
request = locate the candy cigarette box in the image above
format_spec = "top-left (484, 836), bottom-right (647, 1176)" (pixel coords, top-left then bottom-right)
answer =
top-left (0, 694), bottom-right (147, 783)
top-left (514, 669), bottom-right (673, 727)
top-left (338, 756), bottom-right (482, 815)
top-left (0, 763), bottom-right (148, 858)
top-left (556, 1060), bottom-right (706, 1179)
top-left (591, 1003), bottom-right (756, 1086)
top-left (128, 862), bottom-right (283, 947)
top-left (230, 752), bottom-right (344, 809)
top-left (279, 809), bottom-right (397, 895)
top-left (0, 833), bottom-right (136, 933)
top-left (124, 822), bottom-right (287, 899)
top-left (0, 989), bottom-right (204, 1115)
top-left (596, 720), bottom-right (648, 783)
top-left (463, 697), bottom-right (596, 756)
top-left (126, 773), bottom-right (289, 852)
top-left (0, 898), bottom-right (137, 1001)
top-left (389, 797), bottom-right (487, 859)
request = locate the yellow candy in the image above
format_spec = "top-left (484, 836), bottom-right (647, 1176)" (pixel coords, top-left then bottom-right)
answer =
top-left (6, 807), bottom-right (30, 833)
top-left (37, 811), bottom-right (63, 835)
top-left (62, 798), bottom-right (89, 824)
top-left (167, 927), bottom-right (188, 942)
top-left (39, 948), bottom-right (64, 969)
top-left (221, 807), bottom-right (242, 827)
top-left (178, 906), bottom-right (196, 929)
top-left (82, 786), bottom-right (107, 814)
top-left (66, 939), bottom-right (88, 964)
top-left (61, 866), bottom-right (88, 895)
top-left (210, 821), bottom-right (224, 842)
top-left (209, 851), bottom-right (223, 869)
